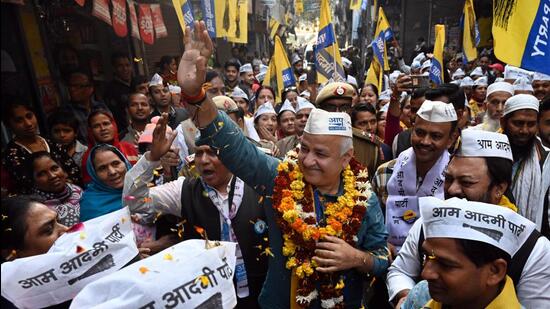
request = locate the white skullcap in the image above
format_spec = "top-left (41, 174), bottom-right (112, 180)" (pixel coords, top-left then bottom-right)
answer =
top-left (421, 60), bottom-right (431, 72)
top-left (460, 76), bottom-right (474, 87)
top-left (254, 102), bottom-right (276, 119)
top-left (421, 71), bottom-right (430, 77)
top-left (503, 94), bottom-right (539, 116)
top-left (452, 68), bottom-right (465, 80)
top-left (487, 81), bottom-right (514, 97)
top-left (495, 77), bottom-right (505, 82)
top-left (278, 100), bottom-right (295, 115)
top-left (413, 52), bottom-right (426, 64)
top-left (299, 74), bottom-right (307, 82)
top-left (342, 57), bottom-right (352, 69)
top-left (513, 77), bottom-right (534, 92)
top-left (239, 63), bottom-right (253, 73)
top-left (451, 80), bottom-right (461, 85)
top-left (296, 96), bottom-right (315, 112)
top-left (299, 90), bottom-right (311, 99)
top-left (379, 89), bottom-right (392, 101)
top-left (389, 70), bottom-right (401, 85)
top-left (411, 61), bottom-right (422, 70)
top-left (231, 86), bottom-right (249, 101)
top-left (504, 65), bottom-right (534, 82)
top-left (533, 71), bottom-right (550, 81)
top-left (470, 66), bottom-right (484, 77)
top-left (304, 109), bottom-right (352, 138)
top-left (149, 73), bottom-right (163, 87)
top-left (291, 54), bottom-right (302, 65)
top-left (420, 197), bottom-right (537, 257)
top-left (168, 85), bottom-right (181, 94)
top-left (458, 129), bottom-right (513, 161)
top-left (379, 103), bottom-right (389, 113)
top-left (417, 100), bottom-right (457, 122)
top-left (347, 75), bottom-right (358, 88)
top-left (473, 76), bottom-right (488, 87)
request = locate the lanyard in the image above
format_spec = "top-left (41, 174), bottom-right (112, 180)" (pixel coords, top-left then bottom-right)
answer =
top-left (313, 190), bottom-right (325, 225)
top-left (221, 177), bottom-right (237, 241)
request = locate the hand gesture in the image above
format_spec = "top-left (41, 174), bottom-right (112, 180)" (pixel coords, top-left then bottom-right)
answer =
top-left (177, 21), bottom-right (214, 96)
top-left (313, 235), bottom-right (363, 273)
top-left (392, 74), bottom-right (412, 95)
top-left (148, 113), bottom-right (177, 162)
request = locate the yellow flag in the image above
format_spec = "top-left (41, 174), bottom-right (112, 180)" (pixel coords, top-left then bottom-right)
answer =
top-left (263, 36), bottom-right (297, 102)
top-left (492, 0), bottom-right (550, 74)
top-left (350, 0), bottom-right (361, 11)
top-left (214, 0), bottom-right (237, 38)
top-left (372, 6), bottom-right (391, 71)
top-left (269, 17), bottom-right (280, 39)
top-left (365, 60), bottom-right (384, 95)
top-left (462, 0), bottom-right (479, 62)
top-left (172, 0), bottom-right (195, 34)
top-left (295, 0), bottom-right (303, 15)
top-left (227, 0), bottom-right (247, 43)
top-left (430, 24), bottom-right (445, 85)
top-left (316, 0), bottom-right (346, 84)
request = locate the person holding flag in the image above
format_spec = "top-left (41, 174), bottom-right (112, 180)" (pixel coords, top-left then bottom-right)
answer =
top-left (366, 6), bottom-right (392, 93)
top-left (315, 0), bottom-right (346, 84)
top-left (263, 36), bottom-right (296, 104)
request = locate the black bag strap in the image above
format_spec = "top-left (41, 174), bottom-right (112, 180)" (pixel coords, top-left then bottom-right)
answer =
top-left (508, 229), bottom-right (541, 284)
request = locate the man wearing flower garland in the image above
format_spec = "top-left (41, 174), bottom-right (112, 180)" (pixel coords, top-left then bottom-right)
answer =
top-left (373, 100), bottom-right (458, 253)
top-left (176, 22), bottom-right (389, 308)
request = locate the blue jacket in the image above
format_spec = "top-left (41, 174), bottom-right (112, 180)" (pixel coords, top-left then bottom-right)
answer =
top-left (197, 111), bottom-right (389, 308)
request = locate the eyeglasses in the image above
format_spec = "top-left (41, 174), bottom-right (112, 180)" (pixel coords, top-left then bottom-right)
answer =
top-left (319, 102), bottom-right (352, 113)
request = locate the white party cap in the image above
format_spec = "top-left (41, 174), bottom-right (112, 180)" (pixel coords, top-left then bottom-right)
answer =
top-left (342, 57), bottom-right (352, 69)
top-left (254, 102), bottom-right (277, 119)
top-left (494, 77), bottom-right (505, 82)
top-left (470, 66), bottom-right (484, 77)
top-left (503, 94), bottom-right (539, 116)
top-left (168, 85), bottom-right (181, 94)
top-left (379, 89), bottom-right (392, 101)
top-left (420, 197), bottom-right (537, 257)
top-left (504, 65), bottom-right (534, 82)
top-left (278, 100), bottom-right (296, 115)
top-left (457, 129), bottom-right (513, 161)
top-left (533, 71), bottom-right (550, 81)
top-left (299, 74), bottom-right (308, 82)
top-left (487, 81), bottom-right (514, 97)
top-left (473, 76), bottom-right (488, 87)
top-left (149, 73), bottom-right (163, 87)
top-left (231, 86), bottom-right (249, 101)
top-left (421, 60), bottom-right (432, 72)
top-left (347, 75), bottom-right (358, 88)
top-left (296, 96), bottom-right (315, 112)
top-left (389, 70), bottom-right (401, 85)
top-left (513, 77), bottom-right (534, 92)
top-left (239, 63), bottom-right (253, 73)
top-left (304, 109), bottom-right (352, 137)
top-left (413, 52), bottom-right (426, 64)
top-left (460, 76), bottom-right (474, 87)
top-left (299, 90), bottom-right (311, 99)
top-left (452, 68), bottom-right (465, 80)
top-left (417, 100), bottom-right (457, 122)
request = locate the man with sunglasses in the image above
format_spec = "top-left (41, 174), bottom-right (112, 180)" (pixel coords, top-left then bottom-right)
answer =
top-left (316, 82), bottom-right (386, 177)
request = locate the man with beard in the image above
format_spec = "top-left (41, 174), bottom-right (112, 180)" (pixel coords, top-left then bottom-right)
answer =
top-left (223, 59), bottom-right (240, 96)
top-left (471, 82), bottom-right (514, 132)
top-left (148, 73), bottom-right (188, 129)
top-left (121, 92), bottom-right (152, 147)
top-left (387, 130), bottom-right (550, 309)
top-left (532, 72), bottom-right (550, 101)
top-left (238, 63), bottom-right (255, 99)
top-left (373, 100), bottom-right (458, 253)
top-left (501, 94), bottom-right (550, 234)
top-left (291, 53), bottom-right (304, 81)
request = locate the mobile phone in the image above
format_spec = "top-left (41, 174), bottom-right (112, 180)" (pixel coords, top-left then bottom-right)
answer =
top-left (410, 75), bottom-right (430, 89)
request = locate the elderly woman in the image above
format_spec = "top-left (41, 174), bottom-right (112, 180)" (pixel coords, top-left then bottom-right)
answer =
top-left (80, 144), bottom-right (132, 221)
top-left (30, 152), bottom-right (82, 227)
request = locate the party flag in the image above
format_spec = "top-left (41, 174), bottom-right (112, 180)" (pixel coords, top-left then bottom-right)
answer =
top-left (150, 4), bottom-right (168, 38)
top-left (201, 0), bottom-right (217, 38)
top-left (371, 6), bottom-right (391, 71)
top-left (295, 0), bottom-right (303, 15)
top-left (263, 36), bottom-right (296, 102)
top-left (138, 4), bottom-right (154, 45)
top-left (172, 0), bottom-right (195, 33)
top-left (214, 0), bottom-right (237, 38)
top-left (127, 0), bottom-right (140, 39)
top-left (430, 24), bottom-right (445, 85)
top-left (315, 0), bottom-right (346, 84)
top-left (461, 0), bottom-right (480, 62)
top-left (269, 17), bottom-right (280, 39)
top-left (365, 59), bottom-right (384, 95)
top-left (227, 0), bottom-right (247, 43)
top-left (492, 0), bottom-right (550, 74)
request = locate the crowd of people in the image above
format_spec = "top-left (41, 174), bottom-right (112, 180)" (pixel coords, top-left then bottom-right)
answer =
top-left (1, 19), bottom-right (550, 309)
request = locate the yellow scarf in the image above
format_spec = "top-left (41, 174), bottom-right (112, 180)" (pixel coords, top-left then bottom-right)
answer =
top-left (468, 99), bottom-right (484, 118)
top-left (498, 195), bottom-right (518, 212)
top-left (423, 276), bottom-right (521, 308)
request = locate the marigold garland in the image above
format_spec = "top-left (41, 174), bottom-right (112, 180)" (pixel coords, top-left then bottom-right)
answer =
top-left (272, 148), bottom-right (373, 308)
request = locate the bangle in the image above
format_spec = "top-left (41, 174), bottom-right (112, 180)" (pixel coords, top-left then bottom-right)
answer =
top-left (181, 87), bottom-right (206, 105)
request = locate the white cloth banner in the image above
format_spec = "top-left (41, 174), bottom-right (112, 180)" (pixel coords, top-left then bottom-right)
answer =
top-left (1, 207), bottom-right (138, 309)
top-left (70, 240), bottom-right (237, 309)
